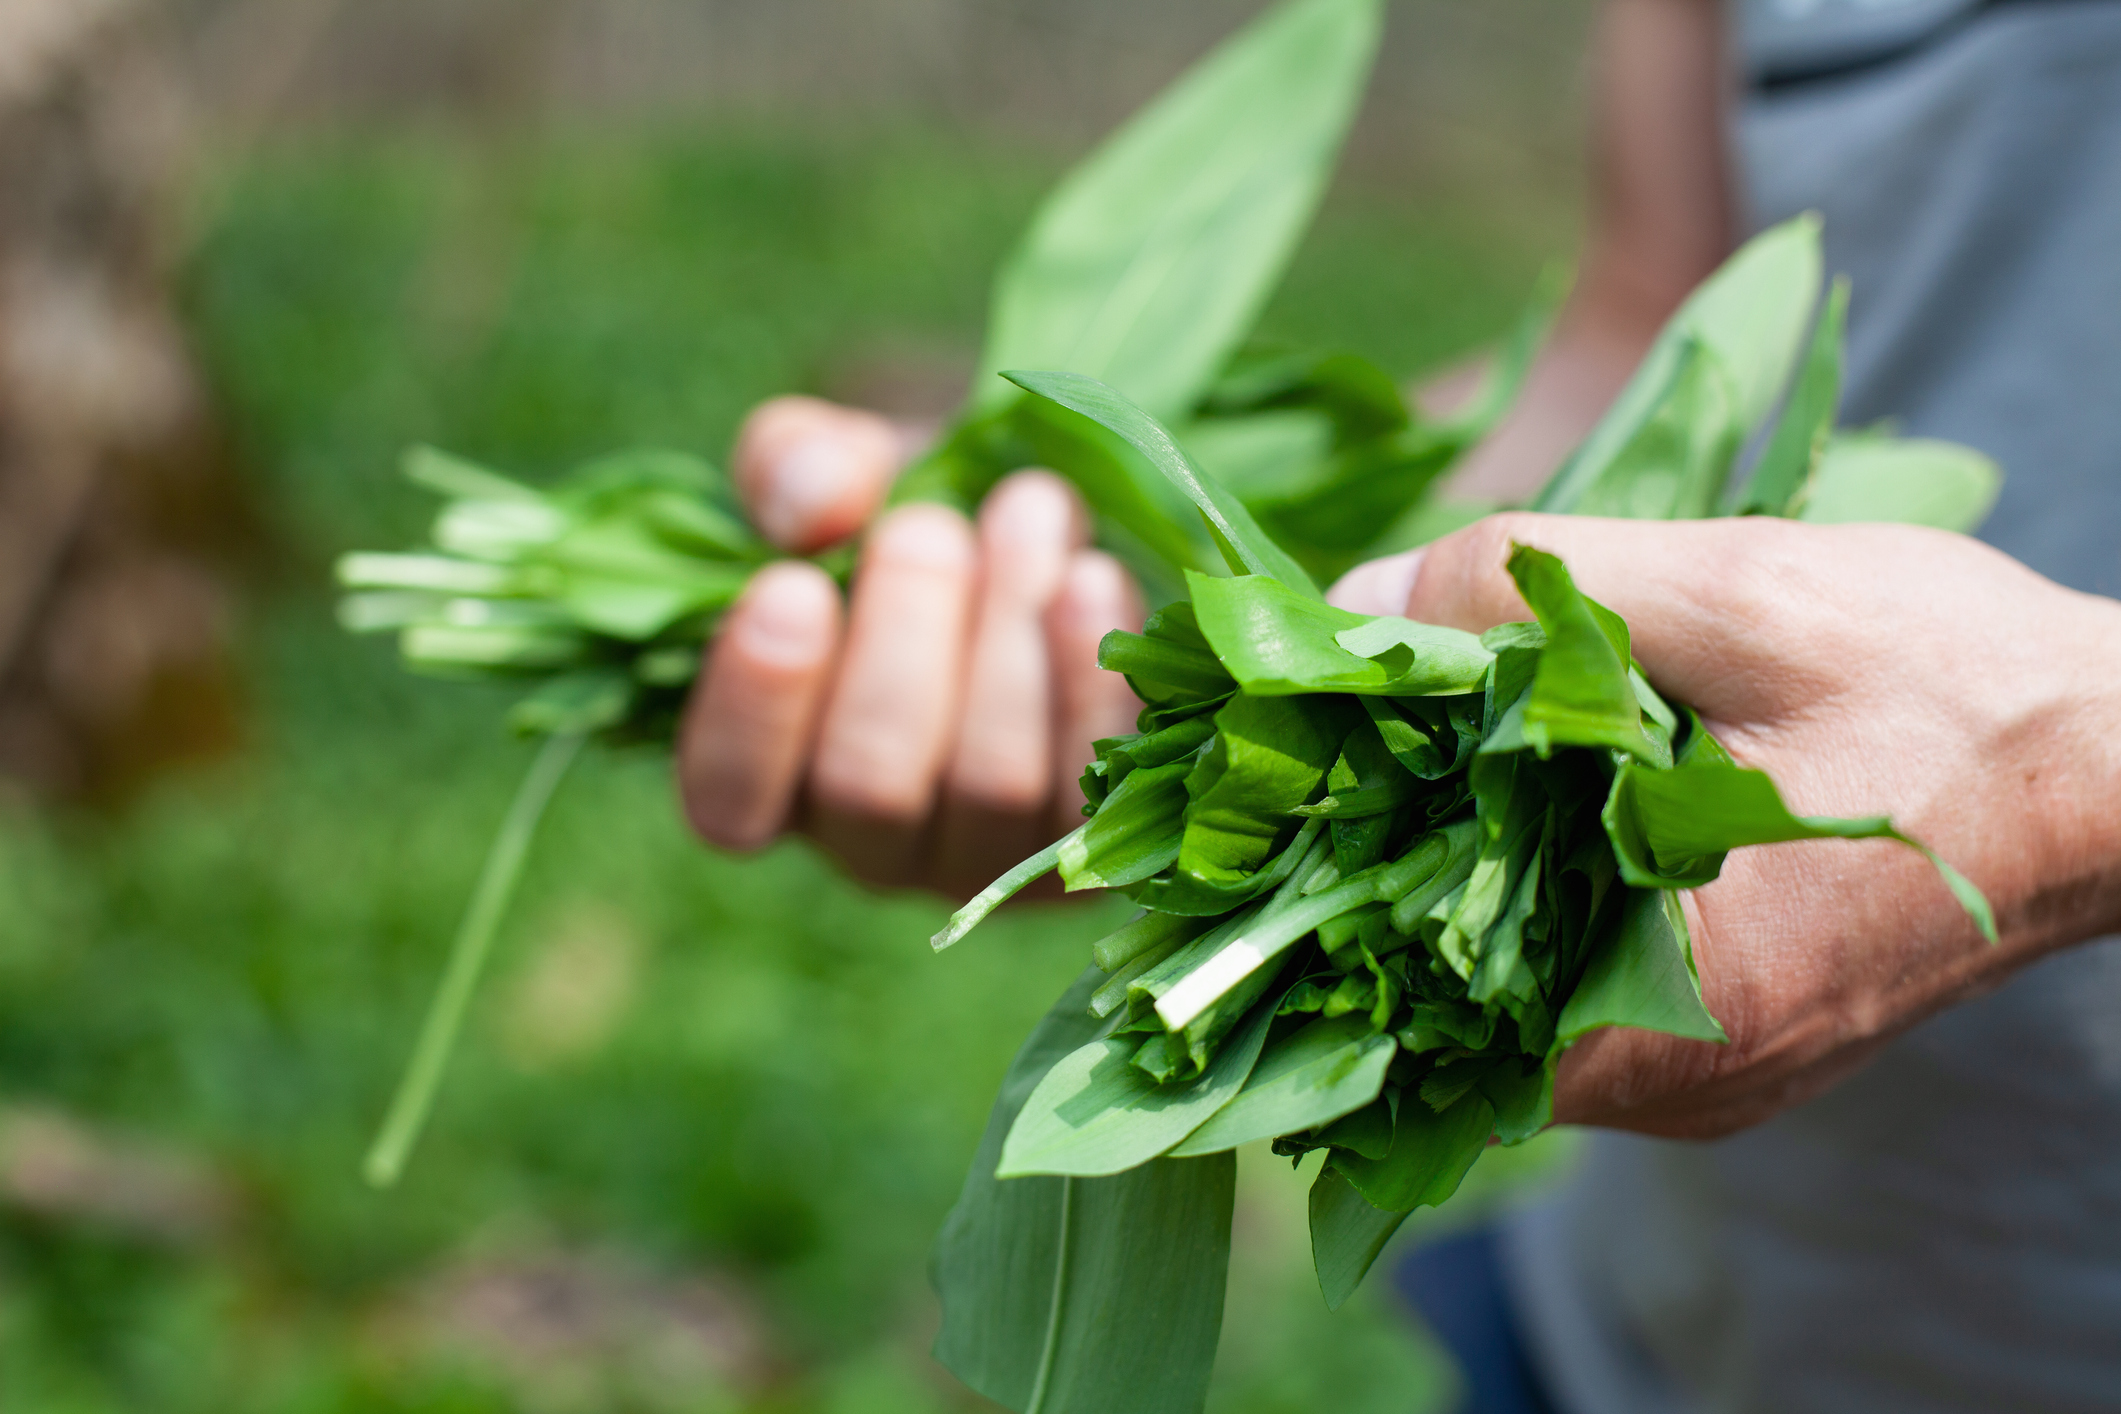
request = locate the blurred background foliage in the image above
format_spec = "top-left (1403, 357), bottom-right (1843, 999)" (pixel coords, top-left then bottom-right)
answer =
top-left (0, 1), bottom-right (1589, 1409)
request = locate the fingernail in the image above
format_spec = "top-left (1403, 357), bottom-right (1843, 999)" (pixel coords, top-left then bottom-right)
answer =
top-left (986, 472), bottom-right (1077, 552)
top-left (1326, 549), bottom-right (1425, 616)
top-left (754, 435), bottom-right (865, 550)
top-left (732, 564), bottom-right (836, 668)
top-left (867, 505), bottom-right (974, 574)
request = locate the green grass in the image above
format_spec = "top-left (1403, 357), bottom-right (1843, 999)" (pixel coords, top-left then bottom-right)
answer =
top-left (0, 119), bottom-right (1568, 1412)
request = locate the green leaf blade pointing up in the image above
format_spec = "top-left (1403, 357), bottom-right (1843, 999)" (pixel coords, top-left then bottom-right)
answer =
top-left (974, 0), bottom-right (1383, 424)
top-left (1537, 215), bottom-right (1824, 517)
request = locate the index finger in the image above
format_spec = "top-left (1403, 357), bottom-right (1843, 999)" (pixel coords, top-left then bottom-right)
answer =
top-left (1402, 511), bottom-right (1807, 712)
top-left (732, 396), bottom-right (909, 554)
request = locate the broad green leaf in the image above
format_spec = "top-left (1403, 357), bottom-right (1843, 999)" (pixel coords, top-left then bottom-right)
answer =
top-left (1556, 887), bottom-right (1725, 1044)
top-left (1060, 760), bottom-right (1192, 890)
top-left (1309, 1163), bottom-right (1412, 1311)
top-left (1479, 1056), bottom-right (1554, 1146)
top-left (908, 394), bottom-right (1216, 578)
top-left (1506, 544), bottom-right (1659, 761)
top-left (999, 993), bottom-right (1275, 1177)
top-left (1602, 758), bottom-right (1996, 939)
top-left (1167, 1015), bottom-right (1395, 1155)
top-left (1564, 336), bottom-right (1745, 521)
top-left (1364, 694), bottom-right (1483, 781)
top-left (973, 0), bottom-right (1382, 425)
top-left (1175, 693), bottom-right (1348, 887)
top-left (1253, 432), bottom-right (1458, 569)
top-left (1005, 371), bottom-right (1320, 595)
top-left (1184, 410), bottom-right (1337, 502)
top-left (1797, 433), bottom-right (2002, 534)
top-left (1189, 573), bottom-right (1492, 696)
top-left (1097, 629), bottom-right (1235, 700)
top-left (1536, 216), bottom-right (1822, 515)
top-left (1319, 1095), bottom-right (1395, 1159)
top-left (1197, 348), bottom-right (1408, 442)
top-left (933, 970), bottom-right (1237, 1414)
top-left (1332, 1088), bottom-right (1493, 1212)
top-left (1735, 276), bottom-right (1847, 516)
top-left (1681, 213), bottom-right (1824, 431)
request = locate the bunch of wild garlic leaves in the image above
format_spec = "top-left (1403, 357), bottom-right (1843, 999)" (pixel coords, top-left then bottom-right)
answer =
top-left (924, 217), bottom-right (1999, 1414)
top-left (339, 0), bottom-right (1501, 1188)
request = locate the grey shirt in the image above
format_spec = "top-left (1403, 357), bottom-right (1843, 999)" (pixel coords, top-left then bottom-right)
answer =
top-left (1502, 4), bottom-right (2121, 1410)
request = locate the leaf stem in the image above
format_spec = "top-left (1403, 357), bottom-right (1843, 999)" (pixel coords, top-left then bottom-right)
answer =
top-left (363, 730), bottom-right (587, 1187)
top-left (1024, 1175), bottom-right (1075, 1414)
top-left (930, 825), bottom-right (1082, 952)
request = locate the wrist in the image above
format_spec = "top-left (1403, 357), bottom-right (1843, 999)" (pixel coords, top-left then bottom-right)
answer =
top-left (1991, 589), bottom-right (2121, 955)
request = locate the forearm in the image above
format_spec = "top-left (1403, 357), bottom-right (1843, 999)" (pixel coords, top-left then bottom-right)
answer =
top-left (1444, 0), bottom-right (1735, 504)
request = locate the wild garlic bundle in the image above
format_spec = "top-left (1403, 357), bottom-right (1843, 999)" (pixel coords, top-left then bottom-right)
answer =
top-left (924, 205), bottom-right (2002, 1412)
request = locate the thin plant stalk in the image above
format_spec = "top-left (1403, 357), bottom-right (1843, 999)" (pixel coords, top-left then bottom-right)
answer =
top-left (363, 730), bottom-right (587, 1187)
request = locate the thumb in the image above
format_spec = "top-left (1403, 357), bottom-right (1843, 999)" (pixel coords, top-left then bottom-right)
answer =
top-left (1405, 511), bottom-right (1792, 712)
top-left (733, 396), bottom-right (908, 554)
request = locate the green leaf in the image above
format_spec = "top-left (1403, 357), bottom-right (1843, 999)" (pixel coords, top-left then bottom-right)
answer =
top-left (1556, 886), bottom-right (1726, 1044)
top-left (1059, 761), bottom-right (1192, 891)
top-left (1096, 629), bottom-right (1235, 700)
top-left (337, 552), bottom-right (532, 597)
top-left (998, 994), bottom-right (1275, 1177)
top-left (1308, 1163), bottom-right (1412, 1312)
top-left (1504, 544), bottom-right (1657, 760)
top-left (933, 970), bottom-right (1237, 1414)
top-left (1735, 276), bottom-right (1847, 516)
top-left (1536, 215), bottom-right (1822, 516)
top-left (1563, 336), bottom-right (1745, 521)
top-left (432, 498), bottom-right (571, 560)
top-left (544, 519), bottom-right (752, 639)
top-left (1174, 693), bottom-right (1348, 888)
top-left (1188, 573), bottom-right (1492, 697)
top-left (972, 0), bottom-right (1382, 426)
top-left (1680, 213), bottom-right (1824, 432)
top-left (1602, 757), bottom-right (1996, 940)
top-left (1167, 1015), bottom-right (1395, 1156)
top-left (402, 443), bottom-right (542, 502)
top-left (505, 669), bottom-right (635, 737)
top-left (1797, 433), bottom-right (2002, 534)
top-left (1331, 1087), bottom-right (1493, 1212)
top-left (1319, 1095), bottom-right (1395, 1159)
top-left (1004, 371), bottom-right (1320, 595)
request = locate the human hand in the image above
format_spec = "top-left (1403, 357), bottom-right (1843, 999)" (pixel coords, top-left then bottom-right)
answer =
top-left (1330, 514), bottom-right (2121, 1139)
top-left (677, 396), bottom-right (1144, 898)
